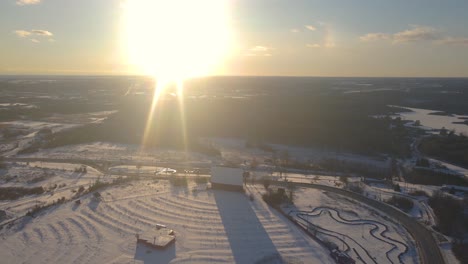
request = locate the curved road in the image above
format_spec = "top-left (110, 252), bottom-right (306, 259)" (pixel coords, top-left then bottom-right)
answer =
top-left (273, 181), bottom-right (445, 264)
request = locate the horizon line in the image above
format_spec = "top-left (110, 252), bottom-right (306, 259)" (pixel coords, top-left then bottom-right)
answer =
top-left (1, 74), bottom-right (468, 79)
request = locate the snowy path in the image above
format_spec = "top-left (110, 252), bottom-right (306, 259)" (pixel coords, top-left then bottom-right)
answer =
top-left (291, 207), bottom-right (409, 264)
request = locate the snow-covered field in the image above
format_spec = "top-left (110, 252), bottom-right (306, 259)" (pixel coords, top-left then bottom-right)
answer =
top-left (0, 103), bottom-right (37, 110)
top-left (0, 120), bottom-right (80, 157)
top-left (0, 181), bottom-right (334, 263)
top-left (282, 188), bottom-right (419, 264)
top-left (359, 182), bottom-right (438, 226)
top-left (0, 120), bottom-right (79, 134)
top-left (109, 165), bottom-right (177, 175)
top-left (20, 142), bottom-right (214, 165)
top-left (204, 137), bottom-right (389, 169)
top-left (0, 162), bottom-right (103, 218)
top-left (428, 158), bottom-right (468, 179)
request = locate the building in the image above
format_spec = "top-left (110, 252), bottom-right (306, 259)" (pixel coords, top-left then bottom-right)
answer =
top-left (136, 225), bottom-right (175, 249)
top-left (211, 166), bottom-right (244, 192)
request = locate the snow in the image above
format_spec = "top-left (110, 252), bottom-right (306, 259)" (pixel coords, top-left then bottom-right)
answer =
top-left (429, 158), bottom-right (468, 179)
top-left (0, 103), bottom-right (37, 110)
top-left (0, 180), bottom-right (333, 263)
top-left (0, 162), bottom-right (103, 218)
top-left (0, 121), bottom-right (80, 157)
top-left (211, 167), bottom-right (243, 186)
top-left (439, 242), bottom-right (461, 264)
top-left (109, 165), bottom-right (177, 175)
top-left (204, 137), bottom-right (389, 169)
top-left (20, 142), bottom-right (213, 165)
top-left (282, 187), bottom-right (419, 264)
top-left (395, 106), bottom-right (468, 135)
top-left (0, 120), bottom-right (78, 133)
top-left (360, 182), bottom-right (437, 226)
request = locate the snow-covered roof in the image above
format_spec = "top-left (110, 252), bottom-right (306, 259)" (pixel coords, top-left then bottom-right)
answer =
top-left (211, 166), bottom-right (243, 186)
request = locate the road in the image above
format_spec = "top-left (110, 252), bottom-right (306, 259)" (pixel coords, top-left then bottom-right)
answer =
top-left (4, 157), bottom-right (212, 175)
top-left (274, 181), bottom-right (445, 264)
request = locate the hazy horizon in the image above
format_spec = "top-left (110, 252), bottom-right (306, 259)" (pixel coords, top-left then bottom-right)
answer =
top-left (2, 0), bottom-right (468, 77)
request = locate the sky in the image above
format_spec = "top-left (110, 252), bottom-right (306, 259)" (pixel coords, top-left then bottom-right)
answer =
top-left (1, 0), bottom-right (468, 77)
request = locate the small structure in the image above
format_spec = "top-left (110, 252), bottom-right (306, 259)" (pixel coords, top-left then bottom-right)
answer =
top-left (211, 166), bottom-right (244, 192)
top-left (136, 225), bottom-right (175, 249)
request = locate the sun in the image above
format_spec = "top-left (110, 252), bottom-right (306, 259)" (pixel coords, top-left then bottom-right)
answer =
top-left (122, 0), bottom-right (232, 149)
top-left (122, 0), bottom-right (232, 80)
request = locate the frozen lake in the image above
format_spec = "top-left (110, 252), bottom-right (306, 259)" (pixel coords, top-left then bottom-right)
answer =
top-left (397, 106), bottom-right (468, 135)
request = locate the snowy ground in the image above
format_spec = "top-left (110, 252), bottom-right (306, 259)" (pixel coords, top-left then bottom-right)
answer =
top-left (0, 162), bottom-right (103, 219)
top-left (282, 188), bottom-right (419, 264)
top-left (0, 181), bottom-right (333, 264)
top-left (428, 158), bottom-right (468, 179)
top-left (203, 137), bottom-right (389, 169)
top-left (394, 106), bottom-right (468, 135)
top-left (0, 110), bottom-right (117, 157)
top-left (19, 142), bottom-right (214, 165)
top-left (109, 165), bottom-right (177, 175)
top-left (0, 120), bottom-right (81, 156)
top-left (359, 182), bottom-right (438, 226)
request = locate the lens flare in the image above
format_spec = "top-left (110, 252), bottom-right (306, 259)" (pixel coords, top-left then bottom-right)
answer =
top-left (122, 0), bottom-right (232, 150)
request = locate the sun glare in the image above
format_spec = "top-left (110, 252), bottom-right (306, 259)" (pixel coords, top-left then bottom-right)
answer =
top-left (122, 0), bottom-right (232, 149)
top-left (123, 0), bottom-right (232, 80)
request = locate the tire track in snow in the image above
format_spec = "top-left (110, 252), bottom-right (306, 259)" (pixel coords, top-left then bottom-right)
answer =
top-left (32, 228), bottom-right (45, 243)
top-left (296, 207), bottom-right (408, 263)
top-left (75, 214), bottom-right (103, 242)
top-left (54, 221), bottom-right (76, 264)
top-left (41, 223), bottom-right (66, 264)
top-left (67, 217), bottom-right (103, 264)
top-left (129, 199), bottom-right (224, 233)
top-left (99, 202), bottom-right (156, 230)
top-left (153, 195), bottom-right (219, 214)
top-left (170, 194), bottom-right (217, 208)
top-left (132, 199), bottom-right (221, 226)
top-left (79, 206), bottom-right (140, 235)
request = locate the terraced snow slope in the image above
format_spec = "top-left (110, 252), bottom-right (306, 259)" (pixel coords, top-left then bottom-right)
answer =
top-left (0, 181), bottom-right (332, 263)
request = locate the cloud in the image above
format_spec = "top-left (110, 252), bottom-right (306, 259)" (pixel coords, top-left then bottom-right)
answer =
top-left (16, 0), bottom-right (41, 5)
top-left (360, 25), bottom-right (439, 43)
top-left (246, 46), bottom-right (273, 56)
top-left (13, 29), bottom-right (55, 44)
top-left (307, 43), bottom-right (321, 48)
top-left (13, 29), bottom-right (54, 38)
top-left (31, 29), bottom-right (53, 36)
top-left (14, 30), bottom-right (32, 37)
top-left (305, 25), bottom-right (317, 31)
top-left (250, 46), bottom-right (271, 52)
top-left (245, 53), bottom-right (271, 57)
top-left (359, 33), bottom-right (391, 42)
top-left (436, 37), bottom-right (468, 46)
top-left (393, 25), bottom-right (438, 43)
top-left (290, 28), bottom-right (300, 33)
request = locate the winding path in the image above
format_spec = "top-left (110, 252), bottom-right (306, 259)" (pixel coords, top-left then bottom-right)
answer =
top-left (273, 181), bottom-right (444, 264)
top-left (292, 207), bottom-right (409, 264)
